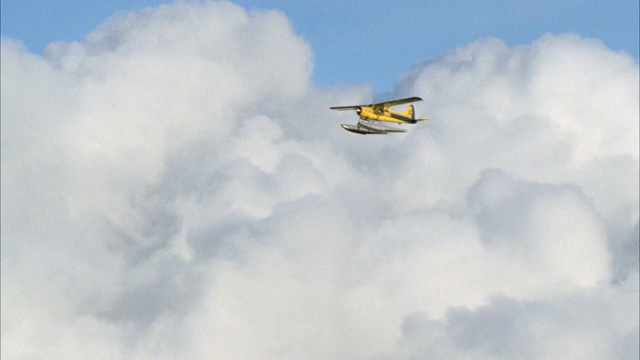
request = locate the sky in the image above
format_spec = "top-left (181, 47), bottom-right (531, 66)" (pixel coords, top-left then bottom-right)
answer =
top-left (1, 0), bottom-right (639, 92)
top-left (1, 1), bottom-right (639, 359)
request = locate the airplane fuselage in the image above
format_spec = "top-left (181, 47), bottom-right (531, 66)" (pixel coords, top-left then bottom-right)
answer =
top-left (357, 106), bottom-right (418, 124)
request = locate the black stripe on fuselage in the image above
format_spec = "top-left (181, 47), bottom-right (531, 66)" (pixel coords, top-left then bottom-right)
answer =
top-left (389, 113), bottom-right (416, 123)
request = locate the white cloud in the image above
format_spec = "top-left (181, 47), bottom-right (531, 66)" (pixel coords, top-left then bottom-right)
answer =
top-left (399, 287), bottom-right (639, 359)
top-left (1, 2), bottom-right (638, 359)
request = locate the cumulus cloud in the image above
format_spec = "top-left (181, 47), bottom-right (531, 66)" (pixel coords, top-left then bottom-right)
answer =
top-left (400, 289), bottom-right (639, 359)
top-left (1, 2), bottom-right (638, 359)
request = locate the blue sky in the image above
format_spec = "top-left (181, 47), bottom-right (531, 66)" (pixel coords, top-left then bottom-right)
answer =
top-left (2, 0), bottom-right (638, 92)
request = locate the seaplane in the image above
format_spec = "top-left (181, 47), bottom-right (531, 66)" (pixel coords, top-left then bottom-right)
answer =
top-left (330, 96), bottom-right (428, 135)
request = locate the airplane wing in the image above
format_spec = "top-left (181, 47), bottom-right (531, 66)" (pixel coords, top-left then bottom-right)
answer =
top-left (330, 105), bottom-right (361, 111)
top-left (370, 96), bottom-right (422, 108)
top-left (330, 96), bottom-right (422, 111)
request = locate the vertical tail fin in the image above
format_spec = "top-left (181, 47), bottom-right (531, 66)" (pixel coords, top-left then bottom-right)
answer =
top-left (402, 105), bottom-right (415, 120)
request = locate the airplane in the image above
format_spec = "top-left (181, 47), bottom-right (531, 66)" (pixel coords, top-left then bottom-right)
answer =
top-left (330, 96), bottom-right (428, 135)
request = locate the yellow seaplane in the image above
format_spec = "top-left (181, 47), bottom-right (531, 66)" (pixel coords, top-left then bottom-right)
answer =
top-left (330, 96), bottom-right (428, 134)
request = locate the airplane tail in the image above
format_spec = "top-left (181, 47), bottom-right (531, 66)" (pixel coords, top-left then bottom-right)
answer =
top-left (402, 105), bottom-right (415, 120)
top-left (401, 105), bottom-right (427, 123)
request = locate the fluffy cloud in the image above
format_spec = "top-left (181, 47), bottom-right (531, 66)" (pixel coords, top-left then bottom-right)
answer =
top-left (1, 2), bottom-right (638, 359)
